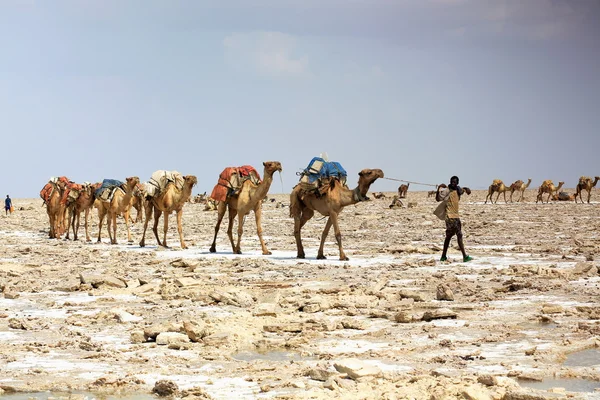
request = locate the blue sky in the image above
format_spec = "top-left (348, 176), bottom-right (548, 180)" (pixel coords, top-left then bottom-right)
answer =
top-left (1, 0), bottom-right (599, 198)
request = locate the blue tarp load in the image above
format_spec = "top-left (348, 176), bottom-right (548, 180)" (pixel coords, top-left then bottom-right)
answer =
top-left (95, 179), bottom-right (124, 199)
top-left (299, 157), bottom-right (347, 191)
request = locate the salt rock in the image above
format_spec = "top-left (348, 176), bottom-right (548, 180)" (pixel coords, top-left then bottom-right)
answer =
top-left (436, 284), bottom-right (454, 301)
top-left (333, 358), bottom-right (381, 380)
top-left (421, 308), bottom-right (457, 322)
top-left (155, 332), bottom-right (190, 345)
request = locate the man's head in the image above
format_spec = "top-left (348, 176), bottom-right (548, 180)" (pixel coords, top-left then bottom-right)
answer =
top-left (450, 176), bottom-right (459, 186)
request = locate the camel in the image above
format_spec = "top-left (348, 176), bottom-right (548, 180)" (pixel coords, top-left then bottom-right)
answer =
top-left (509, 178), bottom-right (532, 203)
top-left (290, 168), bottom-right (384, 261)
top-left (40, 177), bottom-right (69, 239)
top-left (209, 161), bottom-right (283, 255)
top-left (139, 175), bottom-right (198, 249)
top-left (536, 180), bottom-right (564, 204)
top-left (372, 192), bottom-right (386, 199)
top-left (574, 176), bottom-right (600, 204)
top-left (128, 183), bottom-right (146, 223)
top-left (65, 182), bottom-right (101, 242)
top-left (389, 195), bottom-right (403, 209)
top-left (485, 179), bottom-right (510, 204)
top-left (552, 192), bottom-right (575, 201)
top-left (398, 183), bottom-right (409, 198)
top-left (96, 177), bottom-right (140, 244)
top-left (427, 186), bottom-right (438, 198)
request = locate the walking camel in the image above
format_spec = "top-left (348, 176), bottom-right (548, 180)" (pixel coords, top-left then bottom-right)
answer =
top-left (210, 161), bottom-right (283, 255)
top-left (290, 168), bottom-right (384, 261)
top-left (509, 178), bottom-right (531, 203)
top-left (139, 175), bottom-right (197, 249)
top-left (65, 182), bottom-right (101, 241)
top-left (536, 180), bottom-right (564, 204)
top-left (575, 176), bottom-right (600, 204)
top-left (485, 179), bottom-right (509, 204)
top-left (40, 177), bottom-right (70, 239)
top-left (96, 177), bottom-right (140, 244)
top-left (398, 183), bottom-right (409, 198)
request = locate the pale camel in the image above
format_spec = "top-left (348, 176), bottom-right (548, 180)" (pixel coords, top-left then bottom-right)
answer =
top-left (509, 178), bottom-right (532, 203)
top-left (372, 192), bottom-right (386, 199)
top-left (536, 180), bottom-right (564, 204)
top-left (65, 182), bottom-right (101, 242)
top-left (127, 183), bottom-right (146, 223)
top-left (41, 179), bottom-right (68, 239)
top-left (140, 175), bottom-right (197, 249)
top-left (398, 183), bottom-right (409, 198)
top-left (210, 161), bottom-right (283, 255)
top-left (290, 168), bottom-right (384, 261)
top-left (575, 176), bottom-right (600, 204)
top-left (388, 195), bottom-right (403, 209)
top-left (485, 179), bottom-right (509, 204)
top-left (96, 177), bottom-right (140, 244)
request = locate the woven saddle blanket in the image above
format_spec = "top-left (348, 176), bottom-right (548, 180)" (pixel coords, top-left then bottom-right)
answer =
top-left (210, 165), bottom-right (261, 202)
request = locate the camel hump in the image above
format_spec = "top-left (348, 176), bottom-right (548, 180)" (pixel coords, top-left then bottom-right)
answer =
top-left (210, 165), bottom-right (261, 202)
top-left (298, 157), bottom-right (347, 192)
top-left (542, 180), bottom-right (553, 186)
top-left (492, 179), bottom-right (503, 186)
top-left (579, 176), bottom-right (591, 185)
top-left (147, 170), bottom-right (184, 198)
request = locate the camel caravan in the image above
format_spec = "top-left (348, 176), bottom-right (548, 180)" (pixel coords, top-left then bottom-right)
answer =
top-left (37, 167), bottom-right (597, 255)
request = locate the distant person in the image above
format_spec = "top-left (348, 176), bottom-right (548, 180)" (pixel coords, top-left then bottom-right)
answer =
top-left (5, 195), bottom-right (12, 216)
top-left (436, 176), bottom-right (472, 262)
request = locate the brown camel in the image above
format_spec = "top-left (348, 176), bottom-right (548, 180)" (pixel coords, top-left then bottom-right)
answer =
top-left (536, 180), bottom-right (564, 204)
top-left (40, 177), bottom-right (69, 239)
top-left (509, 178), bottom-right (532, 203)
top-left (372, 192), bottom-right (386, 199)
top-left (398, 183), bottom-right (409, 198)
top-left (139, 175), bottom-right (197, 249)
top-left (575, 176), bottom-right (600, 204)
top-left (96, 177), bottom-right (140, 244)
top-left (210, 161), bottom-right (283, 255)
top-left (290, 168), bottom-right (384, 261)
top-left (485, 179), bottom-right (509, 204)
top-left (65, 182), bottom-right (101, 241)
top-left (127, 183), bottom-right (146, 223)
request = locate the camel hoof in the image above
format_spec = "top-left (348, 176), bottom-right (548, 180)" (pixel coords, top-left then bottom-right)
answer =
top-left (296, 254), bottom-right (305, 259)
top-left (263, 251), bottom-right (272, 255)
top-left (181, 246), bottom-right (188, 250)
top-left (340, 257), bottom-right (350, 261)
top-left (317, 255), bottom-right (327, 260)
top-left (235, 250), bottom-right (242, 255)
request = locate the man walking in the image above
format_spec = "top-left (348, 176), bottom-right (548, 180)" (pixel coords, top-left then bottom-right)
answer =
top-left (5, 195), bottom-right (12, 216)
top-left (436, 176), bottom-right (472, 262)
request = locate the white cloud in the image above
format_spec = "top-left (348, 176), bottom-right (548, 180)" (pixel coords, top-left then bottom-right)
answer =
top-left (223, 31), bottom-right (309, 78)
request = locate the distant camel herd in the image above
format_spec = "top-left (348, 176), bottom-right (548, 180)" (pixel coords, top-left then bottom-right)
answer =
top-left (37, 161), bottom-right (385, 261)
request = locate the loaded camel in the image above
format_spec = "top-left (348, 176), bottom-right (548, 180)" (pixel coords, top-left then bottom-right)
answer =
top-left (210, 161), bottom-right (282, 255)
top-left (398, 183), bottom-right (409, 198)
top-left (509, 178), bottom-right (532, 203)
top-left (96, 177), bottom-right (140, 244)
top-left (575, 176), bottom-right (600, 204)
top-left (128, 183), bottom-right (146, 223)
top-left (536, 180), bottom-right (564, 204)
top-left (65, 182), bottom-right (101, 241)
top-left (139, 174), bottom-right (197, 249)
top-left (485, 179), bottom-right (509, 204)
top-left (40, 177), bottom-right (69, 239)
top-left (290, 168), bottom-right (384, 261)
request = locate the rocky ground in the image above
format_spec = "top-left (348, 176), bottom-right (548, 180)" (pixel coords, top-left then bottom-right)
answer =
top-left (0, 189), bottom-right (599, 400)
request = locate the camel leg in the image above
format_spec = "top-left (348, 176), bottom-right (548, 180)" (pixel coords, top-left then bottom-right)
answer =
top-left (503, 192), bottom-right (507, 204)
top-left (152, 209), bottom-right (163, 247)
top-left (209, 202), bottom-right (227, 253)
top-left (109, 212), bottom-right (118, 244)
top-left (317, 217), bottom-right (334, 260)
top-left (48, 210), bottom-right (55, 239)
top-left (125, 210), bottom-right (132, 244)
top-left (176, 209), bottom-right (187, 249)
top-left (84, 208), bottom-right (91, 242)
top-left (162, 211), bottom-right (169, 248)
top-left (254, 204), bottom-right (271, 255)
top-left (228, 208), bottom-right (240, 254)
top-left (485, 193), bottom-right (490, 204)
top-left (65, 207), bottom-right (72, 240)
top-left (293, 208), bottom-right (314, 259)
top-left (331, 213), bottom-right (349, 261)
top-left (587, 190), bottom-right (591, 204)
top-left (139, 201), bottom-right (153, 247)
top-left (96, 207), bottom-right (106, 243)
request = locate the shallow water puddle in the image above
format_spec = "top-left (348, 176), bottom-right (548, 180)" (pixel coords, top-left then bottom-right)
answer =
top-left (518, 378), bottom-right (600, 393)
top-left (232, 349), bottom-right (305, 362)
top-left (563, 348), bottom-right (600, 367)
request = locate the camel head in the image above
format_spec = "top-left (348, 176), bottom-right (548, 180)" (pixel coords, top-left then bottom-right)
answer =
top-left (125, 176), bottom-right (140, 190)
top-left (184, 175), bottom-right (198, 188)
top-left (357, 169), bottom-right (384, 193)
top-left (263, 161), bottom-right (283, 175)
top-left (593, 176), bottom-right (600, 187)
top-left (556, 181), bottom-right (565, 191)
